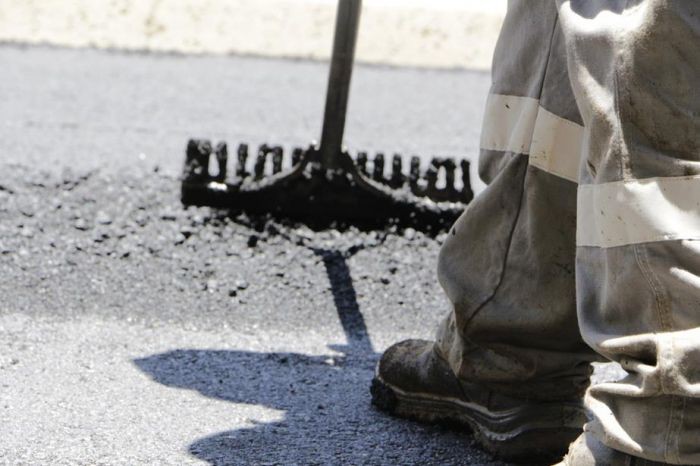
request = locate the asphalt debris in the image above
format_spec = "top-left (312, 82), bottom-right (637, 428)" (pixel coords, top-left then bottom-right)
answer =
top-left (0, 164), bottom-right (514, 466)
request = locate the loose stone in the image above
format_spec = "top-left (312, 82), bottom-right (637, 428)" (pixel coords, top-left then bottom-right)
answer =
top-left (96, 211), bottom-right (112, 225)
top-left (235, 279), bottom-right (249, 290)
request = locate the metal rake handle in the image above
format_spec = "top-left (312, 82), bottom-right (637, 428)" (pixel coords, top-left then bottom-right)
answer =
top-left (318, 0), bottom-right (362, 170)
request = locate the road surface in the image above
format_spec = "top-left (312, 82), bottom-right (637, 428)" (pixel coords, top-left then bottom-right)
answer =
top-left (0, 46), bottom-right (622, 465)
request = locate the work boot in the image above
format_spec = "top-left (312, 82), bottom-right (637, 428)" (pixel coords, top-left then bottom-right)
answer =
top-left (370, 339), bottom-right (587, 463)
top-left (555, 433), bottom-right (673, 466)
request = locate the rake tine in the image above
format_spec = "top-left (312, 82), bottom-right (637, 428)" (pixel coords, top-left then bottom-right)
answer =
top-left (185, 139), bottom-right (212, 180)
top-left (408, 156), bottom-right (421, 196)
top-left (272, 147), bottom-right (283, 174)
top-left (356, 151), bottom-right (368, 175)
top-left (443, 158), bottom-right (456, 193)
top-left (373, 153), bottom-right (385, 181)
top-left (254, 145), bottom-right (267, 180)
top-left (236, 144), bottom-right (249, 178)
top-left (291, 147), bottom-right (303, 166)
top-left (391, 154), bottom-right (403, 187)
top-left (214, 142), bottom-right (228, 181)
top-left (426, 164), bottom-right (438, 193)
top-left (409, 156), bottom-right (420, 183)
top-left (461, 159), bottom-right (473, 202)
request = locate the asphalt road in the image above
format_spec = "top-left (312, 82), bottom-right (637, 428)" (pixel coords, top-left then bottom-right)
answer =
top-left (0, 46), bottom-right (623, 465)
top-left (0, 165), bottom-right (505, 465)
top-left (1, 44), bottom-right (489, 192)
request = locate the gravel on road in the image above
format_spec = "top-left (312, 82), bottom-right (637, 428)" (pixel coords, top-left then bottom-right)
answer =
top-left (0, 164), bottom-right (512, 465)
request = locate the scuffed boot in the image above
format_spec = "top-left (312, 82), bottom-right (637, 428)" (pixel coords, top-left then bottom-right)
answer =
top-left (370, 339), bottom-right (587, 463)
top-left (555, 433), bottom-right (673, 466)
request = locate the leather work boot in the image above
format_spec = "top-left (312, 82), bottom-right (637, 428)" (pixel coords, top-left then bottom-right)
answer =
top-left (370, 339), bottom-right (587, 463)
top-left (555, 433), bottom-right (673, 466)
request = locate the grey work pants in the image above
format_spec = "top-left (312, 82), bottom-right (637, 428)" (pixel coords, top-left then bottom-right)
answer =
top-left (435, 1), bottom-right (700, 463)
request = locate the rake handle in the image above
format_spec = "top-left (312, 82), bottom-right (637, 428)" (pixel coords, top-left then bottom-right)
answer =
top-left (318, 0), bottom-right (362, 170)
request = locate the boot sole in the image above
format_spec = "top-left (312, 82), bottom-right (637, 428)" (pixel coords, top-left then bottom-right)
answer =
top-left (370, 375), bottom-right (585, 464)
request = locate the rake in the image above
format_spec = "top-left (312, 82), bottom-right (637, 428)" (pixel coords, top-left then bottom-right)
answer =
top-left (180, 0), bottom-right (473, 231)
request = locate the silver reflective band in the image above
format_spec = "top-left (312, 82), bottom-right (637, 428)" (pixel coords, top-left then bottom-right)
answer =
top-left (480, 94), bottom-right (539, 155)
top-left (528, 106), bottom-right (582, 183)
top-left (480, 94), bottom-right (583, 183)
top-left (577, 175), bottom-right (700, 248)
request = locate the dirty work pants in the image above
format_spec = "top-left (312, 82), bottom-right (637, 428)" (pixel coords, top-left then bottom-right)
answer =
top-left (435, 1), bottom-right (700, 463)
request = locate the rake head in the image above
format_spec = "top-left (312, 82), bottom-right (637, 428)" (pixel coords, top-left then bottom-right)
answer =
top-left (181, 139), bottom-right (473, 232)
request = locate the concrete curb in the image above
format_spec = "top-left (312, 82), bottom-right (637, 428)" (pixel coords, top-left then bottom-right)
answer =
top-left (0, 0), bottom-right (505, 69)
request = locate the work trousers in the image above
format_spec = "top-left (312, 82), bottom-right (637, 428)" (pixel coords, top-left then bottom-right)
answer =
top-left (435, 1), bottom-right (700, 463)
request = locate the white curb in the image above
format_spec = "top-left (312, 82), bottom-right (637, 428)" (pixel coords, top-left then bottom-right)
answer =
top-left (0, 0), bottom-right (506, 70)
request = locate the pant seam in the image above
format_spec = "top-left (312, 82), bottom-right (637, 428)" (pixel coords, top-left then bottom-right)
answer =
top-left (613, 0), bottom-right (634, 181)
top-left (663, 395), bottom-right (676, 464)
top-left (612, 62), bottom-right (626, 181)
top-left (633, 243), bottom-right (681, 463)
top-left (633, 244), bottom-right (672, 331)
top-left (673, 396), bottom-right (686, 464)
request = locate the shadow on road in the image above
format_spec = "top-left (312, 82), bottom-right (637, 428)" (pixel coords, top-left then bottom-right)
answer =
top-left (134, 249), bottom-right (486, 465)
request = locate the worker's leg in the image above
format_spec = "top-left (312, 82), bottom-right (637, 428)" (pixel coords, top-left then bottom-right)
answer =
top-left (435, 0), bottom-right (598, 402)
top-left (557, 1), bottom-right (700, 463)
top-left (372, 1), bottom-right (598, 461)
